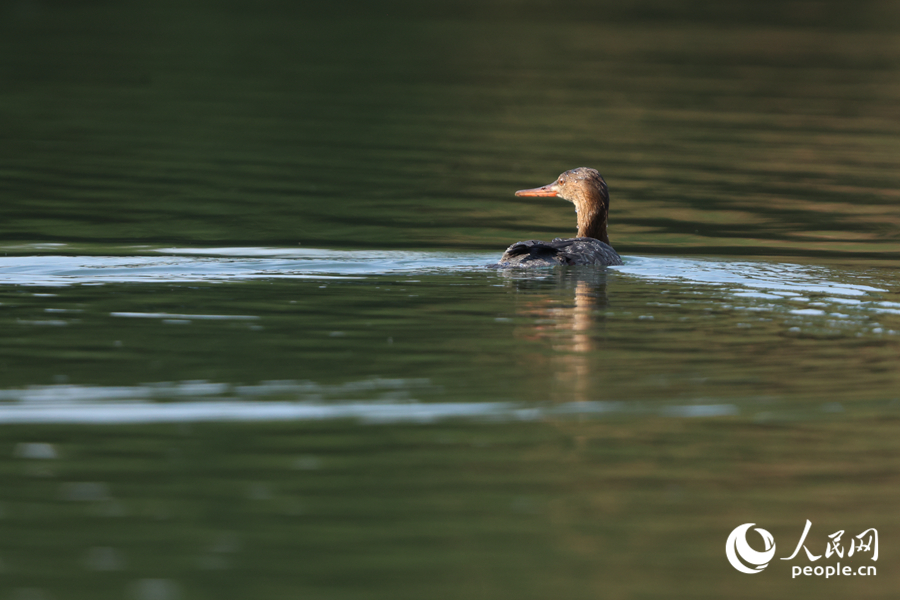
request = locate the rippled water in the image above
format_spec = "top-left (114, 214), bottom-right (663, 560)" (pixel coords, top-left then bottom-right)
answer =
top-left (2, 246), bottom-right (892, 425)
top-left (2, 1), bottom-right (900, 598)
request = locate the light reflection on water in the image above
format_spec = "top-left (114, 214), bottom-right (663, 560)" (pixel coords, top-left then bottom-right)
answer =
top-left (618, 256), bottom-right (887, 297)
top-left (0, 247), bottom-right (897, 423)
top-left (0, 246), bottom-right (891, 290)
top-left (0, 377), bottom-right (742, 424)
top-left (0, 249), bottom-right (492, 285)
top-left (0, 396), bottom-right (742, 425)
top-left (617, 255), bottom-right (899, 337)
top-left (0, 377), bottom-right (434, 404)
top-left (1, 248), bottom-right (894, 331)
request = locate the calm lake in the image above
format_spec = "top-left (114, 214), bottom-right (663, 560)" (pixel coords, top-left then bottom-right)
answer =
top-left (1, 1), bottom-right (899, 598)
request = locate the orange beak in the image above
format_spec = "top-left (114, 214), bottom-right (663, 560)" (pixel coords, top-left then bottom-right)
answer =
top-left (515, 182), bottom-right (559, 197)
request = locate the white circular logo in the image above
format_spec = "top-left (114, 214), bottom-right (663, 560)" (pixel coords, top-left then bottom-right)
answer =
top-left (726, 523), bottom-right (776, 573)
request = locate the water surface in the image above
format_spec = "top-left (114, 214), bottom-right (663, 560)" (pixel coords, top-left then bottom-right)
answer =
top-left (1, 1), bottom-right (900, 598)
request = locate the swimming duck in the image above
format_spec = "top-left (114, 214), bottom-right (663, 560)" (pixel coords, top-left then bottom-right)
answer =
top-left (497, 167), bottom-right (623, 267)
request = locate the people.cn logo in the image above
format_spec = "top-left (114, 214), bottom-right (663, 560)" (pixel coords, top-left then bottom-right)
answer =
top-left (726, 523), bottom-right (777, 573)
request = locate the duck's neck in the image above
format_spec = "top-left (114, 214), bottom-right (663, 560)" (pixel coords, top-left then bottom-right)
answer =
top-left (576, 205), bottom-right (610, 245)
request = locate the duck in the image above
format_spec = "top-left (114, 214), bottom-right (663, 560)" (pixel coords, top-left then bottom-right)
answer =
top-left (496, 167), bottom-right (623, 267)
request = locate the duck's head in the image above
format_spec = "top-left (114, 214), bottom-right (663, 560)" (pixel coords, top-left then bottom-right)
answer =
top-left (514, 167), bottom-right (611, 242)
top-left (515, 167), bottom-right (608, 209)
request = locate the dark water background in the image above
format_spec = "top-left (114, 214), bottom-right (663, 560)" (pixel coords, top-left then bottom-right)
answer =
top-left (1, 1), bottom-right (900, 598)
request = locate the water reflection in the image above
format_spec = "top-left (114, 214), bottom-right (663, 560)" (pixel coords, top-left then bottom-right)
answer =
top-left (621, 255), bottom-right (899, 337)
top-left (0, 393), bottom-right (741, 424)
top-left (0, 251), bottom-right (897, 416)
top-left (491, 256), bottom-right (900, 409)
top-left (620, 256), bottom-right (888, 297)
top-left (0, 369), bottom-right (745, 425)
top-left (0, 378), bottom-right (435, 404)
top-left (565, 280), bottom-right (601, 402)
top-left (0, 248), bottom-right (494, 286)
top-left (501, 269), bottom-right (610, 402)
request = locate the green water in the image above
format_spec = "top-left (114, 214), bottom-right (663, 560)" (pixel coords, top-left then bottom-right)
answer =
top-left (1, 1), bottom-right (900, 598)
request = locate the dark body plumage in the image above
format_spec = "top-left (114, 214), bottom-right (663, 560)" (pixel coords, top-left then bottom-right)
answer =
top-left (495, 167), bottom-right (623, 268)
top-left (498, 237), bottom-right (622, 267)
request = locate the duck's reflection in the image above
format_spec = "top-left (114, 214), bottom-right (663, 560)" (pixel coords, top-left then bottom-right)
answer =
top-left (498, 268), bottom-right (609, 402)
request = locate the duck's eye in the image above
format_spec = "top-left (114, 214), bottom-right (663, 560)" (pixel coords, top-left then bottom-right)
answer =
top-left (558, 178), bottom-right (565, 185)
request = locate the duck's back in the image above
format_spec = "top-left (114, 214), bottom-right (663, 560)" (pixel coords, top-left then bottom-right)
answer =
top-left (496, 237), bottom-right (623, 268)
